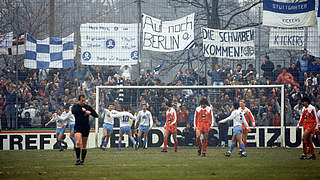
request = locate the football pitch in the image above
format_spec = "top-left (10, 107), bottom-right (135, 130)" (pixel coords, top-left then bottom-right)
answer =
top-left (1, 147), bottom-right (320, 180)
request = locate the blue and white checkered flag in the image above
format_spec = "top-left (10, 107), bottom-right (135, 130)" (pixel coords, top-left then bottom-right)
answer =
top-left (24, 33), bottom-right (74, 69)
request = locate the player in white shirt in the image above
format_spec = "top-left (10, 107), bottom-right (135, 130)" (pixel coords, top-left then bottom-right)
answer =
top-left (111, 106), bottom-right (137, 151)
top-left (45, 108), bottom-right (67, 151)
top-left (218, 102), bottom-right (250, 157)
top-left (135, 104), bottom-right (153, 149)
top-left (100, 104), bottom-right (118, 150)
top-left (60, 104), bottom-right (76, 149)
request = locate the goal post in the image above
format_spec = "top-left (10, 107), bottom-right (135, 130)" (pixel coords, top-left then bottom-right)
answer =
top-left (95, 85), bottom-right (285, 148)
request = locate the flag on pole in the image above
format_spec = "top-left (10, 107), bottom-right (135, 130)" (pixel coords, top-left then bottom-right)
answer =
top-left (154, 60), bottom-right (164, 74)
top-left (24, 33), bottom-right (74, 69)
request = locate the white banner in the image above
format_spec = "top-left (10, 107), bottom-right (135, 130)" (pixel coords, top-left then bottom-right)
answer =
top-left (202, 27), bottom-right (255, 59)
top-left (80, 23), bottom-right (138, 66)
top-left (269, 27), bottom-right (305, 50)
top-left (263, 0), bottom-right (316, 28)
top-left (142, 13), bottom-right (195, 52)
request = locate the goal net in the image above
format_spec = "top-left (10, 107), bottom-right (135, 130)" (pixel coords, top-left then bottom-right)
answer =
top-left (94, 85), bottom-right (287, 148)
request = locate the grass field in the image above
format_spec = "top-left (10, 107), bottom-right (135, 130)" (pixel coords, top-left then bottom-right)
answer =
top-left (1, 147), bottom-right (320, 180)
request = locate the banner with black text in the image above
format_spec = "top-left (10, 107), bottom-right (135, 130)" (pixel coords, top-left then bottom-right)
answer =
top-left (142, 13), bottom-right (195, 52)
top-left (80, 23), bottom-right (138, 66)
top-left (202, 27), bottom-right (255, 59)
top-left (263, 0), bottom-right (316, 28)
top-left (269, 27), bottom-right (305, 50)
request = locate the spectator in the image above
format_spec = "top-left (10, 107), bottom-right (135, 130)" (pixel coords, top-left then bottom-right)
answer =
top-left (245, 64), bottom-right (256, 77)
top-left (120, 65), bottom-right (132, 80)
top-left (273, 65), bottom-right (282, 81)
top-left (2, 79), bottom-right (17, 129)
top-left (105, 66), bottom-right (117, 81)
top-left (39, 69), bottom-right (49, 81)
top-left (18, 65), bottom-right (28, 81)
top-left (308, 59), bottom-right (320, 76)
top-left (215, 109), bottom-right (229, 147)
top-left (296, 53), bottom-right (312, 86)
top-left (183, 69), bottom-right (195, 86)
top-left (182, 122), bottom-right (195, 146)
top-left (0, 95), bottom-right (6, 130)
top-left (285, 98), bottom-right (294, 126)
top-left (261, 55), bottom-right (275, 81)
top-left (276, 68), bottom-right (299, 87)
top-left (198, 71), bottom-right (207, 85)
top-left (157, 110), bottom-right (166, 127)
top-left (177, 105), bottom-right (189, 127)
top-left (288, 63), bottom-right (299, 82)
top-left (175, 71), bottom-right (184, 83)
top-left (224, 64), bottom-right (233, 75)
top-left (208, 64), bottom-right (224, 85)
top-left (21, 111), bottom-right (31, 128)
top-left (233, 64), bottom-right (246, 82)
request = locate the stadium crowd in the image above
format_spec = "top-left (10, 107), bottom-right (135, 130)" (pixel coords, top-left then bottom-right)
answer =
top-left (0, 53), bottom-right (319, 139)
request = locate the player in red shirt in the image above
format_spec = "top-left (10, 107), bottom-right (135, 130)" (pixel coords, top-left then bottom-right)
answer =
top-left (315, 105), bottom-right (320, 155)
top-left (161, 102), bottom-right (178, 152)
top-left (296, 97), bottom-right (319, 160)
top-left (194, 98), bottom-right (214, 157)
top-left (240, 100), bottom-right (255, 149)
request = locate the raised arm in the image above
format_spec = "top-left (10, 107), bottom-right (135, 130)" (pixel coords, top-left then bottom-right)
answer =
top-left (149, 111), bottom-right (153, 128)
top-left (219, 111), bottom-right (236, 124)
top-left (247, 109), bottom-right (255, 127)
top-left (296, 108), bottom-right (304, 128)
top-left (210, 107), bottom-right (214, 128)
top-left (312, 108), bottom-right (319, 129)
top-left (135, 111), bottom-right (141, 127)
top-left (86, 105), bottom-right (98, 118)
top-left (194, 110), bottom-right (198, 129)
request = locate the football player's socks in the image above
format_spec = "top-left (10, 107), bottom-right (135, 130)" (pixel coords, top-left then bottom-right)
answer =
top-left (229, 143), bottom-right (236, 152)
top-left (240, 143), bottom-right (246, 152)
top-left (303, 141), bottom-right (307, 155)
top-left (138, 137), bottom-right (142, 147)
top-left (308, 140), bottom-right (315, 157)
top-left (163, 139), bottom-right (167, 150)
top-left (196, 137), bottom-right (201, 150)
top-left (75, 148), bottom-right (81, 160)
top-left (203, 140), bottom-right (207, 153)
top-left (81, 149), bottom-right (87, 161)
top-left (130, 137), bottom-right (136, 145)
top-left (104, 139), bottom-right (108, 147)
top-left (101, 138), bottom-right (105, 146)
top-left (58, 141), bottom-right (62, 150)
top-left (143, 138), bottom-right (147, 148)
top-left (118, 140), bottom-right (121, 150)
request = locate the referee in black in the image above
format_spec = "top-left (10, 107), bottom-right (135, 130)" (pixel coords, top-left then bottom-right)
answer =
top-left (72, 94), bottom-right (98, 165)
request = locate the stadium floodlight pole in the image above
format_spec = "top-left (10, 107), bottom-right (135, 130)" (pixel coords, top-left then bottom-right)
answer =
top-left (95, 84), bottom-right (285, 148)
